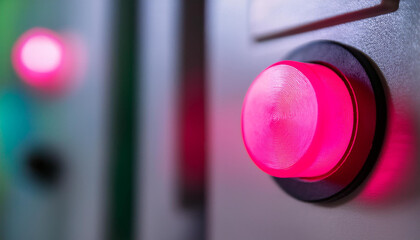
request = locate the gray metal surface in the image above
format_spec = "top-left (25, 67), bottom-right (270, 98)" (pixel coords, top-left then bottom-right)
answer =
top-left (207, 0), bottom-right (420, 239)
top-left (136, 0), bottom-right (203, 239)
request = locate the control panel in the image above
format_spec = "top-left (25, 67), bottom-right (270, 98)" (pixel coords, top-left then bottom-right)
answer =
top-left (207, 0), bottom-right (420, 239)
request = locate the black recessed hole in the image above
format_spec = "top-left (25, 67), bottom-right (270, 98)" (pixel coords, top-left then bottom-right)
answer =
top-left (25, 146), bottom-right (63, 187)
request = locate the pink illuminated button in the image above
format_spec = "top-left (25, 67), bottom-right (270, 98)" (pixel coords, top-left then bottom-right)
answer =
top-left (242, 61), bottom-right (355, 178)
top-left (12, 28), bottom-right (73, 92)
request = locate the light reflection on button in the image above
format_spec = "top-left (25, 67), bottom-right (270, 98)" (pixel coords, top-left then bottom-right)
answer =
top-left (242, 61), bottom-right (355, 178)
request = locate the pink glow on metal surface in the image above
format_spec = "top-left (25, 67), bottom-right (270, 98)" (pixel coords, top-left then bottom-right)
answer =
top-left (242, 61), bottom-right (355, 178)
top-left (12, 28), bottom-right (73, 92)
top-left (357, 104), bottom-right (418, 205)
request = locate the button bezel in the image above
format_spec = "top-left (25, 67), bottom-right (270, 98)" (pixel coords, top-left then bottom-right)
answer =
top-left (272, 41), bottom-right (388, 202)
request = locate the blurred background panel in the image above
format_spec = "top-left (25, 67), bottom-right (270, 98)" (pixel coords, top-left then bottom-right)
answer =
top-left (0, 0), bottom-right (114, 239)
top-left (0, 0), bottom-right (208, 239)
top-left (136, 0), bottom-right (206, 239)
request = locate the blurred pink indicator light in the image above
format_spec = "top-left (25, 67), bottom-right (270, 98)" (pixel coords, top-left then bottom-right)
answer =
top-left (12, 28), bottom-right (69, 91)
top-left (242, 61), bottom-right (355, 178)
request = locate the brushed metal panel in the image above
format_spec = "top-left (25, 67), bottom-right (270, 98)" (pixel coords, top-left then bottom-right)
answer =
top-left (207, 0), bottom-right (420, 239)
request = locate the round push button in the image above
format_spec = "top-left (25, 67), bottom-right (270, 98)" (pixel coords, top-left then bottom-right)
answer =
top-left (12, 27), bottom-right (84, 94)
top-left (242, 61), bottom-right (355, 178)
